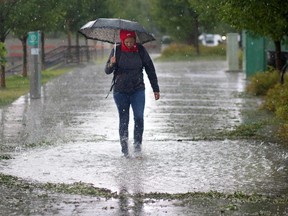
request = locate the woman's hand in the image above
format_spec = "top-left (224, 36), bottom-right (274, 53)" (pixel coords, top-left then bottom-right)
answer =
top-left (154, 92), bottom-right (160, 100)
top-left (110, 56), bottom-right (116, 63)
top-left (109, 56), bottom-right (116, 67)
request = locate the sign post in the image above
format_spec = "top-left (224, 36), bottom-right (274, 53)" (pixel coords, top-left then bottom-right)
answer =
top-left (28, 31), bottom-right (41, 99)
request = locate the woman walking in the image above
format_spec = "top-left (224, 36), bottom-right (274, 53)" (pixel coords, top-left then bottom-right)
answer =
top-left (105, 29), bottom-right (160, 157)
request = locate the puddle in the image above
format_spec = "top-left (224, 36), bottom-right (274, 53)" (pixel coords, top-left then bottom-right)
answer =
top-left (1, 139), bottom-right (287, 195)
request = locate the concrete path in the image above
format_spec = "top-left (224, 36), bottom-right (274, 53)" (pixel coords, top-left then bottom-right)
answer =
top-left (1, 60), bottom-right (288, 215)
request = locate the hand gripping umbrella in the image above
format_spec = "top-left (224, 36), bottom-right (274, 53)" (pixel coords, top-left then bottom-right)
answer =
top-left (78, 18), bottom-right (155, 56)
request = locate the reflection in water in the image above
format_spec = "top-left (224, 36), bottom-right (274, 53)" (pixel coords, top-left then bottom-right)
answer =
top-left (118, 187), bottom-right (144, 216)
top-left (116, 157), bottom-right (145, 215)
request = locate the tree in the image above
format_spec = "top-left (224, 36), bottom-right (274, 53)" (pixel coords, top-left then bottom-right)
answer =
top-left (151, 0), bottom-right (198, 43)
top-left (150, 0), bottom-right (231, 54)
top-left (187, 0), bottom-right (234, 34)
top-left (106, 0), bottom-right (154, 30)
top-left (57, 0), bottom-right (110, 62)
top-left (0, 0), bottom-right (21, 88)
top-left (10, 0), bottom-right (60, 76)
top-left (209, 0), bottom-right (288, 71)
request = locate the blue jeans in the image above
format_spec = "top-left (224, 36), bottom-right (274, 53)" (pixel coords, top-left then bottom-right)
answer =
top-left (113, 90), bottom-right (145, 155)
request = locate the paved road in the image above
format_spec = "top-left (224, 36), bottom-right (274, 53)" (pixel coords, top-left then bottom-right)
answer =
top-left (0, 60), bottom-right (288, 215)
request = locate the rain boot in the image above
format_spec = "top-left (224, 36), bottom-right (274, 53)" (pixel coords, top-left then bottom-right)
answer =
top-left (120, 138), bottom-right (129, 157)
top-left (134, 142), bottom-right (141, 153)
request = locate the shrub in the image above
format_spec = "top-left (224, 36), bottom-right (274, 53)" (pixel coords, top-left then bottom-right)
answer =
top-left (246, 70), bottom-right (280, 96)
top-left (276, 105), bottom-right (288, 121)
top-left (278, 123), bottom-right (288, 143)
top-left (263, 82), bottom-right (288, 115)
top-left (161, 43), bottom-right (196, 58)
top-left (160, 43), bottom-right (226, 60)
top-left (200, 44), bottom-right (226, 56)
top-left (239, 55), bottom-right (288, 142)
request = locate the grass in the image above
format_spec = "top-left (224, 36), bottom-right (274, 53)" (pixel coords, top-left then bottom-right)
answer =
top-left (0, 67), bottom-right (74, 107)
top-left (0, 172), bottom-right (287, 205)
top-left (246, 69), bottom-right (288, 143)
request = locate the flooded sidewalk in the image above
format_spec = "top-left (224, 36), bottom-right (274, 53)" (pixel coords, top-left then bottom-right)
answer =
top-left (1, 61), bottom-right (288, 215)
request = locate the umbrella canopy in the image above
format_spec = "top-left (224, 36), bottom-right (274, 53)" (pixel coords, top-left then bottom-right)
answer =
top-left (78, 18), bottom-right (155, 44)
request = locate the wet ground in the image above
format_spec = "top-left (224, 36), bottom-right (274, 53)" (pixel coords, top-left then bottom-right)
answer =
top-left (1, 60), bottom-right (288, 215)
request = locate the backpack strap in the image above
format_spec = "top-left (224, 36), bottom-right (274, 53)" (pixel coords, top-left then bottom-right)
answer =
top-left (115, 44), bottom-right (121, 66)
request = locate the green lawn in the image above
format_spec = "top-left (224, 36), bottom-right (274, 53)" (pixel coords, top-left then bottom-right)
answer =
top-left (0, 67), bottom-right (73, 107)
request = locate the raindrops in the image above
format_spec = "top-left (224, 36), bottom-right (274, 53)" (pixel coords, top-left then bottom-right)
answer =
top-left (0, 62), bottom-right (287, 199)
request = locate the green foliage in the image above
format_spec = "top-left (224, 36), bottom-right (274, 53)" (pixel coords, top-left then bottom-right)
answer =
top-left (247, 71), bottom-right (288, 141)
top-left (0, 0), bottom-right (20, 41)
top-left (58, 0), bottom-right (110, 32)
top-left (150, 0), bottom-right (198, 43)
top-left (199, 44), bottom-right (226, 56)
top-left (211, 0), bottom-right (288, 42)
top-left (226, 123), bottom-right (264, 138)
top-left (246, 70), bottom-right (280, 96)
top-left (161, 43), bottom-right (196, 58)
top-left (0, 75), bottom-right (29, 105)
top-left (188, 0), bottom-right (234, 34)
top-left (206, 1), bottom-right (288, 71)
top-left (43, 182), bottom-right (117, 199)
top-left (277, 123), bottom-right (288, 143)
top-left (106, 0), bottom-right (152, 30)
top-left (247, 70), bottom-right (288, 143)
top-left (10, 0), bottom-right (60, 37)
top-left (263, 83), bottom-right (288, 113)
top-left (151, 0), bottom-right (232, 43)
top-left (276, 105), bottom-right (288, 121)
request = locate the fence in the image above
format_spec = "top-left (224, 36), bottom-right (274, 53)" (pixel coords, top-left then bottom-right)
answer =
top-left (6, 45), bottom-right (99, 74)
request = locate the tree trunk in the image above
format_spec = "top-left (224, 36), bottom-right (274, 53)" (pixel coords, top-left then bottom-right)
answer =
top-left (67, 30), bottom-right (72, 62)
top-left (76, 32), bottom-right (80, 63)
top-left (0, 38), bottom-right (6, 88)
top-left (0, 64), bottom-right (5, 88)
top-left (194, 17), bottom-right (200, 55)
top-left (274, 40), bottom-right (282, 71)
top-left (41, 31), bottom-right (45, 70)
top-left (21, 36), bottom-right (28, 77)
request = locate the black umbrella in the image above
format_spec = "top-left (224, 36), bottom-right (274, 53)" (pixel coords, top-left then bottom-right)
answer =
top-left (78, 18), bottom-right (155, 45)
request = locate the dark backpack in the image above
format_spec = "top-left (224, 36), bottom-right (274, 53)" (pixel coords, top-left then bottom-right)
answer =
top-left (105, 44), bottom-right (145, 98)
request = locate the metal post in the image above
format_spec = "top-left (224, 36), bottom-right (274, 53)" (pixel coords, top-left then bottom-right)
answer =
top-left (28, 31), bottom-right (42, 99)
top-left (227, 33), bottom-right (240, 72)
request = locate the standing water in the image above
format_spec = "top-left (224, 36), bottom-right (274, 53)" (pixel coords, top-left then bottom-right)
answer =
top-left (0, 61), bottom-right (287, 197)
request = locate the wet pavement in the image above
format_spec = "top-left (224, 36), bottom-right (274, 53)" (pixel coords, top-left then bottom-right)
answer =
top-left (1, 60), bottom-right (288, 215)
